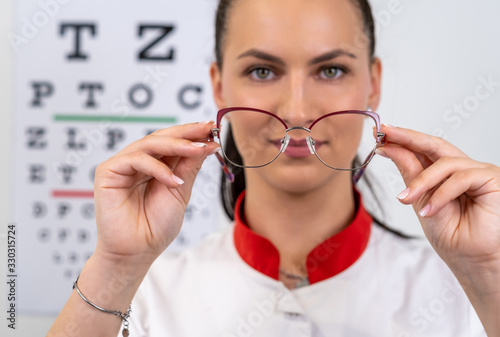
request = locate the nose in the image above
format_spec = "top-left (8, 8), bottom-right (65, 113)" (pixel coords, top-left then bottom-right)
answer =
top-left (275, 73), bottom-right (316, 128)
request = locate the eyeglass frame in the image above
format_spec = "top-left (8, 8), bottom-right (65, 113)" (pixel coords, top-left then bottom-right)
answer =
top-left (210, 107), bottom-right (386, 184)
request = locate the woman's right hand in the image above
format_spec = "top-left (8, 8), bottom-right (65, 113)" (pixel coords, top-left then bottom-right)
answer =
top-left (47, 121), bottom-right (219, 337)
top-left (92, 121), bottom-right (219, 267)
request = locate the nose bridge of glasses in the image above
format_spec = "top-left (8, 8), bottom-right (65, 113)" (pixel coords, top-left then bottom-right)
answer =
top-left (282, 126), bottom-right (315, 155)
top-left (286, 126), bottom-right (311, 133)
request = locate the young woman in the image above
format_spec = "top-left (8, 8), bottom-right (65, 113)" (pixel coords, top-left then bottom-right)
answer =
top-left (48, 0), bottom-right (500, 336)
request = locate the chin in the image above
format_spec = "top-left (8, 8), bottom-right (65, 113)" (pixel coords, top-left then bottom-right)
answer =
top-left (255, 162), bottom-right (346, 195)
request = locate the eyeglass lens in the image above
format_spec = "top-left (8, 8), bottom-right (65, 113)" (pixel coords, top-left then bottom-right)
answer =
top-left (218, 109), bottom-right (378, 170)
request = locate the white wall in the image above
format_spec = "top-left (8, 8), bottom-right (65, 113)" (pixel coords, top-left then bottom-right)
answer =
top-left (1, 0), bottom-right (55, 333)
top-left (1, 1), bottom-right (500, 336)
top-left (366, 0), bottom-right (500, 237)
top-left (1, 1), bottom-right (19, 336)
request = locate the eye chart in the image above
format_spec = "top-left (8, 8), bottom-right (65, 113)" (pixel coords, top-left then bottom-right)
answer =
top-left (11, 0), bottom-right (223, 314)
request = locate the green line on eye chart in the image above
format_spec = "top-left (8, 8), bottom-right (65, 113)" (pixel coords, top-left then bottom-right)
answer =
top-left (54, 114), bottom-right (178, 123)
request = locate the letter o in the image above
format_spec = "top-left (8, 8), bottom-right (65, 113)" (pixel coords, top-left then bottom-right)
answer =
top-left (375, 9), bottom-right (392, 27)
top-left (96, 289), bottom-right (112, 305)
top-left (463, 95), bottom-right (480, 112)
top-left (429, 299), bottom-right (445, 316)
top-left (33, 12), bottom-right (49, 27)
top-left (203, 181), bottom-right (219, 198)
top-left (306, 255), bottom-right (318, 271)
top-left (128, 84), bottom-right (153, 109)
top-left (248, 311), bottom-right (264, 328)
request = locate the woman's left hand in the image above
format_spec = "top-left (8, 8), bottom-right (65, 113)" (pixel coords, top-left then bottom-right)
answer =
top-left (377, 125), bottom-right (500, 275)
top-left (377, 124), bottom-right (500, 335)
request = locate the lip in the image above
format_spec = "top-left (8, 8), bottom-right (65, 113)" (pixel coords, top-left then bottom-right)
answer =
top-left (271, 138), bottom-right (325, 158)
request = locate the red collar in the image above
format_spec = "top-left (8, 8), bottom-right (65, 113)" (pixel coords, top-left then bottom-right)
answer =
top-left (233, 190), bottom-right (372, 284)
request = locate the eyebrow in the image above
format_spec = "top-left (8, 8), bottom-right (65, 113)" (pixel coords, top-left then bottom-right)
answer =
top-left (237, 48), bottom-right (357, 66)
top-left (308, 49), bottom-right (357, 65)
top-left (237, 49), bottom-right (286, 65)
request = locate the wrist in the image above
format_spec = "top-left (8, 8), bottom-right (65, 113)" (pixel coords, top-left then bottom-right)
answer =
top-left (448, 257), bottom-right (500, 297)
top-left (76, 253), bottom-right (151, 313)
top-left (448, 259), bottom-right (500, 336)
top-left (453, 269), bottom-right (500, 304)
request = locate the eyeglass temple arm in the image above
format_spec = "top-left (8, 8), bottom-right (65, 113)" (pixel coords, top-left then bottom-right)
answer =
top-left (215, 151), bottom-right (235, 182)
top-left (209, 130), bottom-right (235, 183)
top-left (352, 132), bottom-right (386, 184)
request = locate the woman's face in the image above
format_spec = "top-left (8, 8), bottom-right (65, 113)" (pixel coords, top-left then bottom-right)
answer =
top-left (211, 0), bottom-right (382, 192)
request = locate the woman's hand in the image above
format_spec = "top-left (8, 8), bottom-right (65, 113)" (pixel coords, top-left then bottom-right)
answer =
top-left (377, 125), bottom-right (500, 334)
top-left (377, 125), bottom-right (500, 270)
top-left (48, 121), bottom-right (219, 337)
top-left (93, 121), bottom-right (219, 266)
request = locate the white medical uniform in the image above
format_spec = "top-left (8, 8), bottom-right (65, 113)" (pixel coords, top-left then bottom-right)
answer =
top-left (128, 192), bottom-right (485, 337)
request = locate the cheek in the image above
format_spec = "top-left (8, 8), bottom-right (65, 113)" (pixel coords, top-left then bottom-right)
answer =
top-left (221, 69), bottom-right (254, 106)
top-left (312, 79), bottom-right (372, 112)
top-left (223, 112), bottom-right (287, 166)
top-left (310, 115), bottom-right (370, 167)
top-left (221, 67), bottom-right (286, 109)
top-left (230, 115), bottom-right (284, 147)
top-left (311, 115), bottom-right (364, 141)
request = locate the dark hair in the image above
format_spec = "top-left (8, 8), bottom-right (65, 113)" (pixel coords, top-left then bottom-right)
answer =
top-left (215, 0), bottom-right (414, 239)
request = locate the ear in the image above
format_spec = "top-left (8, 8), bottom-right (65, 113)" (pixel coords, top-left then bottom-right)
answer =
top-left (368, 57), bottom-right (382, 111)
top-left (210, 61), bottom-right (226, 109)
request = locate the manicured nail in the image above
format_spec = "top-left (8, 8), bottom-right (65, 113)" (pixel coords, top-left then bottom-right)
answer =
top-left (208, 147), bottom-right (221, 156)
top-left (383, 123), bottom-right (395, 128)
top-left (199, 120), bottom-right (213, 124)
top-left (172, 174), bottom-right (185, 185)
top-left (192, 142), bottom-right (207, 148)
top-left (375, 148), bottom-right (389, 158)
top-left (397, 188), bottom-right (410, 200)
top-left (419, 204), bottom-right (431, 217)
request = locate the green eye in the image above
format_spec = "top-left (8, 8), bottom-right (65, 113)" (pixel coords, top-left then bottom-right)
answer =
top-left (321, 66), bottom-right (343, 79)
top-left (251, 67), bottom-right (274, 80)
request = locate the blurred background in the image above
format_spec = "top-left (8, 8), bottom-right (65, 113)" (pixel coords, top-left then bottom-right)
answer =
top-left (1, 0), bottom-right (500, 335)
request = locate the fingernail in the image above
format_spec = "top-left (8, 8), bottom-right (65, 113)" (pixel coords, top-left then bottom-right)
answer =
top-left (199, 120), bottom-right (213, 124)
top-left (172, 174), bottom-right (185, 185)
top-left (208, 147), bottom-right (221, 156)
top-left (375, 148), bottom-right (389, 159)
top-left (397, 188), bottom-right (410, 200)
top-left (419, 204), bottom-right (431, 217)
top-left (383, 123), bottom-right (395, 128)
top-left (192, 142), bottom-right (207, 148)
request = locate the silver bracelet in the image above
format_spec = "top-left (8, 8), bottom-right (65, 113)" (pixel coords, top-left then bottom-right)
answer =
top-left (73, 275), bottom-right (132, 337)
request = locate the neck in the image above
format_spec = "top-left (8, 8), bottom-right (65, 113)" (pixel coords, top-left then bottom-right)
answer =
top-left (243, 172), bottom-right (356, 277)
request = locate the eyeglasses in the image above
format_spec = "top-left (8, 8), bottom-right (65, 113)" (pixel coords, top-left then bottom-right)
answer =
top-left (210, 107), bottom-right (386, 183)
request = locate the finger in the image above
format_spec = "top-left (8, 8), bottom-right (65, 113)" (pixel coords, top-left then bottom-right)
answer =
top-left (169, 152), bottom-right (208, 189)
top-left (97, 151), bottom-right (185, 189)
top-left (160, 139), bottom-right (221, 175)
top-left (119, 135), bottom-right (220, 159)
top-left (419, 167), bottom-right (498, 218)
top-left (148, 120), bottom-right (216, 141)
top-left (381, 125), bottom-right (468, 162)
top-left (377, 143), bottom-right (425, 185)
top-left (397, 157), bottom-right (489, 205)
top-left (374, 127), bottom-right (432, 169)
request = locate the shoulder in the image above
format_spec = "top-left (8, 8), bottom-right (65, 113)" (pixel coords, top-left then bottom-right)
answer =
top-left (360, 225), bottom-right (485, 336)
top-left (128, 225), bottom-right (239, 335)
top-left (365, 224), bottom-right (461, 294)
top-left (368, 224), bottom-right (445, 272)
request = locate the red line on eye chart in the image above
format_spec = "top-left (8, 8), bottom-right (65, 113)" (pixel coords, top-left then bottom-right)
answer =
top-left (52, 190), bottom-right (95, 198)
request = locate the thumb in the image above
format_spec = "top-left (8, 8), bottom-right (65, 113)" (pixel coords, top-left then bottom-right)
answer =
top-left (376, 143), bottom-right (425, 187)
top-left (170, 144), bottom-right (218, 196)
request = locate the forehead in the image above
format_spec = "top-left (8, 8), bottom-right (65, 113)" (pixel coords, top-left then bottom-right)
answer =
top-left (224, 0), bottom-right (365, 59)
